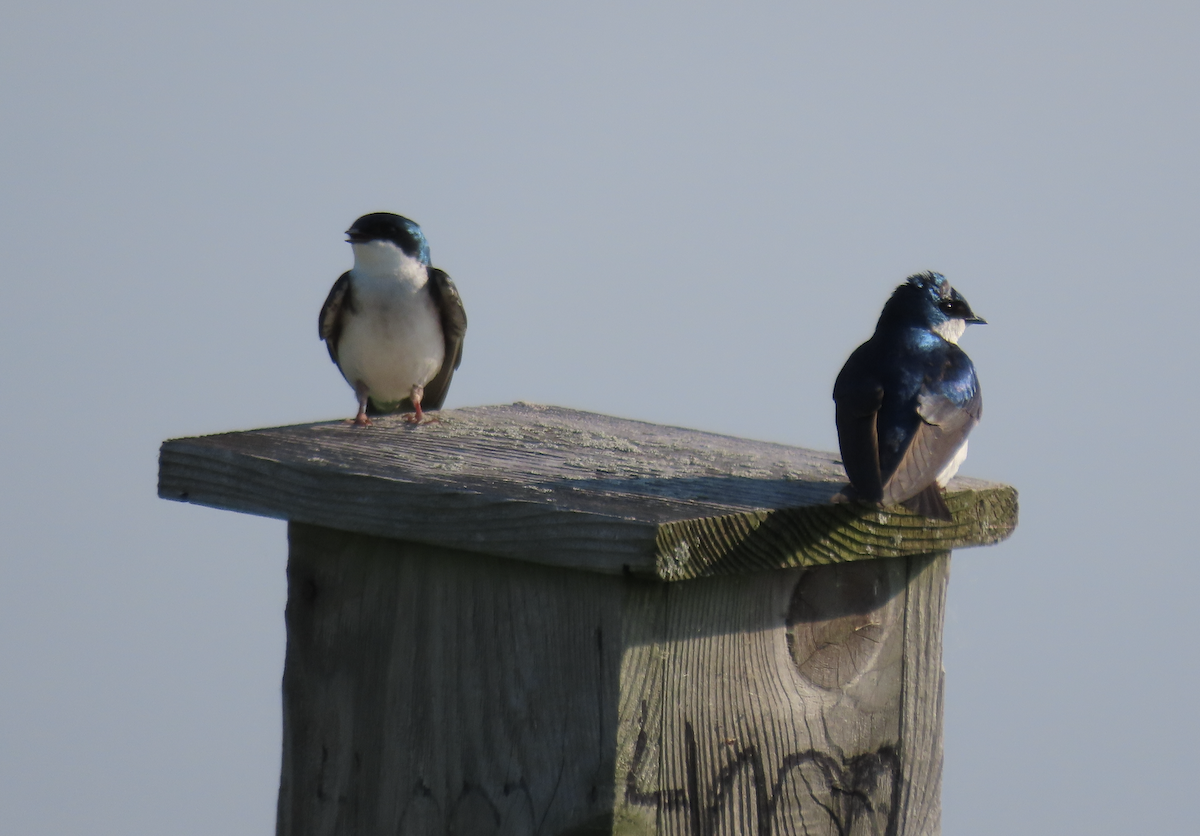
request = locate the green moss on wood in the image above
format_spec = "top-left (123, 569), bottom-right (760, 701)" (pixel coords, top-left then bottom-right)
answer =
top-left (654, 486), bottom-right (1018, 580)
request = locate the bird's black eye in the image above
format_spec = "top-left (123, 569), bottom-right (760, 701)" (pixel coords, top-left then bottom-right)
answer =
top-left (938, 298), bottom-right (971, 318)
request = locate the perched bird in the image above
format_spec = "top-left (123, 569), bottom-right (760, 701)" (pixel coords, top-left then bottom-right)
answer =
top-left (832, 271), bottom-right (985, 520)
top-left (319, 212), bottom-right (467, 426)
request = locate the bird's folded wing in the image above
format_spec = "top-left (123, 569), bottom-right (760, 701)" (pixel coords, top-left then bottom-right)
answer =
top-left (880, 384), bottom-right (982, 508)
top-left (833, 372), bottom-right (886, 503)
top-left (318, 272), bottom-right (353, 364)
top-left (421, 268), bottom-right (468, 410)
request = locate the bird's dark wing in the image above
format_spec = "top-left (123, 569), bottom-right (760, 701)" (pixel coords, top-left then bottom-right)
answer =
top-left (420, 268), bottom-right (468, 410)
top-left (880, 352), bottom-right (982, 516)
top-left (833, 348), bottom-right (886, 503)
top-left (318, 271), bottom-right (353, 364)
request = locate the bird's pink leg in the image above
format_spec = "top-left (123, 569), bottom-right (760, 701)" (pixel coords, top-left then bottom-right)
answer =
top-left (404, 385), bottom-right (425, 423)
top-left (350, 381), bottom-right (372, 426)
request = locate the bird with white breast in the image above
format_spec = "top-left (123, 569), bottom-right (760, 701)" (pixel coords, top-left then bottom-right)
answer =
top-left (319, 212), bottom-right (467, 426)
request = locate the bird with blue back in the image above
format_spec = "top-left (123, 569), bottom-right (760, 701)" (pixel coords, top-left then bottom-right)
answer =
top-left (319, 212), bottom-right (467, 426)
top-left (832, 271), bottom-right (985, 521)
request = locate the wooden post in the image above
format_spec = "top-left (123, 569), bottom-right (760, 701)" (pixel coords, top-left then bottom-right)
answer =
top-left (158, 403), bottom-right (1016, 836)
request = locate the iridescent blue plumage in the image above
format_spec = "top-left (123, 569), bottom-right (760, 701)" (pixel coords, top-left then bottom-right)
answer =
top-left (832, 272), bottom-right (985, 520)
top-left (344, 211), bottom-right (431, 266)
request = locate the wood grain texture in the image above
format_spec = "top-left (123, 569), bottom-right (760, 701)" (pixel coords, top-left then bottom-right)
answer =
top-left (158, 404), bottom-right (1015, 579)
top-left (281, 523), bottom-right (950, 836)
top-left (614, 553), bottom-right (950, 836)
top-left (279, 522), bottom-right (624, 836)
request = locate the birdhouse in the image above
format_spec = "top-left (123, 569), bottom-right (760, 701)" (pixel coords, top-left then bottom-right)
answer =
top-left (158, 403), bottom-right (1016, 836)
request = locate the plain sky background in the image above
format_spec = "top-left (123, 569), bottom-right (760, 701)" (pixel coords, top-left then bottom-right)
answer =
top-left (2, 1), bottom-right (1197, 833)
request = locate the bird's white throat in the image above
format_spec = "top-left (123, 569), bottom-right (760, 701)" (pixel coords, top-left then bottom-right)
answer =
top-left (351, 240), bottom-right (428, 289)
top-left (932, 318), bottom-right (966, 345)
top-left (337, 240), bottom-right (444, 405)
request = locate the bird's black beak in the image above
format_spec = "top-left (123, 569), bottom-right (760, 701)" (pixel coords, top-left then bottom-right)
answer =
top-left (948, 288), bottom-right (986, 324)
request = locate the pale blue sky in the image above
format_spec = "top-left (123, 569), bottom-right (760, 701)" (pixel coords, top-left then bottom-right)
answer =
top-left (2, 2), bottom-right (1197, 833)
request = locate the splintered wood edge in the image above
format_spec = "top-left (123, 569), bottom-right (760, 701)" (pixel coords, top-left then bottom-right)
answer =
top-left (653, 485), bottom-right (1018, 580)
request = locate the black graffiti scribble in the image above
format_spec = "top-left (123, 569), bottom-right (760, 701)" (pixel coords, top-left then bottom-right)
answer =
top-left (624, 701), bottom-right (902, 836)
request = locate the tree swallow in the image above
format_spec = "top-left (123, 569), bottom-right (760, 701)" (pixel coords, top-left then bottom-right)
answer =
top-left (319, 212), bottom-right (467, 426)
top-left (831, 271), bottom-right (985, 521)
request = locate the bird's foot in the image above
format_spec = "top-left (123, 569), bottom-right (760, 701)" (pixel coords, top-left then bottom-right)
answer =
top-left (830, 487), bottom-right (883, 510)
top-left (402, 412), bottom-right (441, 424)
top-left (402, 384), bottom-right (427, 424)
top-left (348, 414), bottom-right (373, 427)
top-left (831, 483), bottom-right (859, 503)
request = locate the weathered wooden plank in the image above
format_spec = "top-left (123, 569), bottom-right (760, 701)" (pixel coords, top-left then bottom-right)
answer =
top-left (163, 406), bottom-right (997, 834)
top-left (614, 553), bottom-right (947, 835)
top-left (158, 404), bottom-right (1016, 579)
top-left (654, 491), bottom-right (1009, 580)
top-left (278, 522), bottom-right (624, 836)
top-left (895, 554), bottom-right (949, 834)
top-left (281, 522), bottom-right (951, 836)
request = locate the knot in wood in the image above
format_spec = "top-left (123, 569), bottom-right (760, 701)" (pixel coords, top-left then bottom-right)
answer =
top-left (785, 558), bottom-right (906, 690)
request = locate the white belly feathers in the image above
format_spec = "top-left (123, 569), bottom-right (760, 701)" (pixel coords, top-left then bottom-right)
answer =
top-left (935, 439), bottom-right (968, 487)
top-left (336, 266), bottom-right (445, 404)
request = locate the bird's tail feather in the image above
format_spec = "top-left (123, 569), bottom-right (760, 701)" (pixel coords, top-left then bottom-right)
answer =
top-left (900, 484), bottom-right (953, 521)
